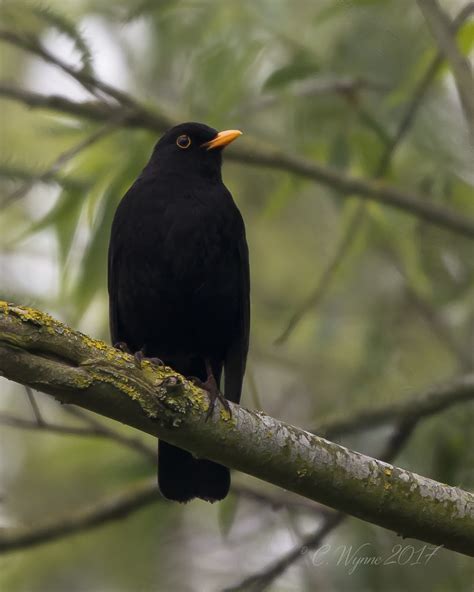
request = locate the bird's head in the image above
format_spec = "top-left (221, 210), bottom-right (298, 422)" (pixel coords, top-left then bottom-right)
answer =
top-left (149, 122), bottom-right (242, 181)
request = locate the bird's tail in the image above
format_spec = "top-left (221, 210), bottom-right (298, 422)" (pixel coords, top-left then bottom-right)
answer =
top-left (158, 440), bottom-right (230, 503)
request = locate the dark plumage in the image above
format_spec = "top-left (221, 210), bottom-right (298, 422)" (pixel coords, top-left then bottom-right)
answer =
top-left (108, 122), bottom-right (249, 502)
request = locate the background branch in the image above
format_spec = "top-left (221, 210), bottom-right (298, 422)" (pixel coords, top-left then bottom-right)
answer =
top-left (0, 479), bottom-right (159, 553)
top-left (417, 0), bottom-right (474, 142)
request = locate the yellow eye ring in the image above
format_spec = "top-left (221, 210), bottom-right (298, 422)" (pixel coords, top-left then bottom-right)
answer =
top-left (176, 134), bottom-right (191, 149)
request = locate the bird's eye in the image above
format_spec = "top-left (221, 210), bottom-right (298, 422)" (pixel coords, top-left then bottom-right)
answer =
top-left (176, 134), bottom-right (191, 149)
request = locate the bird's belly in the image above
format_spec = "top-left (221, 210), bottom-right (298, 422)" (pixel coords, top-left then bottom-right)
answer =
top-left (117, 228), bottom-right (239, 358)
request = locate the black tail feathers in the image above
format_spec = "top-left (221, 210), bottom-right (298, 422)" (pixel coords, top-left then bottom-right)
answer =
top-left (158, 440), bottom-right (230, 503)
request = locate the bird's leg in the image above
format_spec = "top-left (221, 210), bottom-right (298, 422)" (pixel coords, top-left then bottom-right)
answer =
top-left (134, 349), bottom-right (146, 367)
top-left (196, 359), bottom-right (231, 421)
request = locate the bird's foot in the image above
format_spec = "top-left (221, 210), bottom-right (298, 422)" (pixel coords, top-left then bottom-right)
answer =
top-left (114, 341), bottom-right (131, 354)
top-left (133, 349), bottom-right (164, 369)
top-left (190, 361), bottom-right (231, 421)
top-left (114, 343), bottom-right (163, 367)
top-left (204, 374), bottom-right (231, 421)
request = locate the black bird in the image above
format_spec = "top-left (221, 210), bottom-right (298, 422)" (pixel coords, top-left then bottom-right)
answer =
top-left (108, 122), bottom-right (250, 502)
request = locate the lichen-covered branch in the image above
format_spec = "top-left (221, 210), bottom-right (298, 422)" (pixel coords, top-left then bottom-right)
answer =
top-left (0, 301), bottom-right (473, 556)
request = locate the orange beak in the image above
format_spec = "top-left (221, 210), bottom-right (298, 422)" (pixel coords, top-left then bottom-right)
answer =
top-left (202, 129), bottom-right (242, 150)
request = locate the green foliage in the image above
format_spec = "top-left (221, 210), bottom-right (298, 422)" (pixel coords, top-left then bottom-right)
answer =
top-left (263, 50), bottom-right (320, 91)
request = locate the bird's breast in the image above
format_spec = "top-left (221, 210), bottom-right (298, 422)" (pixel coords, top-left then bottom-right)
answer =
top-left (114, 191), bottom-right (242, 354)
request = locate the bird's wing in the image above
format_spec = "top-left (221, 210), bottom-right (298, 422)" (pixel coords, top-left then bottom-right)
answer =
top-left (107, 238), bottom-right (123, 347)
top-left (224, 230), bottom-right (250, 404)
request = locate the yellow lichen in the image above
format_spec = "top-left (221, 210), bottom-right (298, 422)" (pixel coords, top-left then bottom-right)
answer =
top-left (89, 370), bottom-right (140, 400)
top-left (14, 305), bottom-right (54, 326)
top-left (74, 373), bottom-right (94, 389)
top-left (82, 335), bottom-right (110, 352)
top-left (384, 467), bottom-right (392, 477)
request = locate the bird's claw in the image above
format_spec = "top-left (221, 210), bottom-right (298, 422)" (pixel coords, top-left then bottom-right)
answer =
top-left (190, 371), bottom-right (231, 421)
top-left (133, 349), bottom-right (164, 368)
top-left (114, 341), bottom-right (131, 354)
top-left (205, 384), bottom-right (231, 421)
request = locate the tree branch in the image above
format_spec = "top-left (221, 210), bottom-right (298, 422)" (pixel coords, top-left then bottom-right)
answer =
top-left (0, 410), bottom-right (157, 461)
top-left (315, 372), bottom-right (474, 440)
top-left (0, 301), bottom-right (473, 556)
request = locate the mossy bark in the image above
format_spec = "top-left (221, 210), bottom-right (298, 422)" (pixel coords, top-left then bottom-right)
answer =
top-left (0, 301), bottom-right (473, 556)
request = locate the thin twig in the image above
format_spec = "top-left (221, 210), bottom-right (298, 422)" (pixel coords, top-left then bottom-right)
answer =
top-left (275, 201), bottom-right (366, 344)
top-left (232, 483), bottom-right (328, 514)
top-left (222, 512), bottom-right (345, 592)
top-left (0, 479), bottom-right (160, 553)
top-left (0, 407), bottom-right (157, 462)
top-left (403, 283), bottom-right (472, 371)
top-left (24, 385), bottom-right (44, 425)
top-left (61, 405), bottom-right (157, 461)
top-left (417, 0), bottom-right (474, 143)
top-left (0, 29), bottom-right (172, 122)
top-left (0, 413), bottom-right (111, 437)
top-left (314, 372), bottom-right (474, 440)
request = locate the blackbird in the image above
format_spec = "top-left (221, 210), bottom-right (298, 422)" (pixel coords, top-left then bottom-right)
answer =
top-left (108, 122), bottom-right (250, 502)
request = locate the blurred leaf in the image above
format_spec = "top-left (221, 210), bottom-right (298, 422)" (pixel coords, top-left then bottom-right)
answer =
top-left (457, 20), bottom-right (474, 56)
top-left (36, 185), bottom-right (85, 266)
top-left (329, 132), bottom-right (350, 170)
top-left (356, 107), bottom-right (391, 148)
top-left (71, 174), bottom-right (123, 319)
top-left (368, 203), bottom-right (432, 299)
top-left (261, 174), bottom-right (302, 219)
top-left (314, 0), bottom-right (390, 26)
top-left (263, 52), bottom-right (319, 91)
